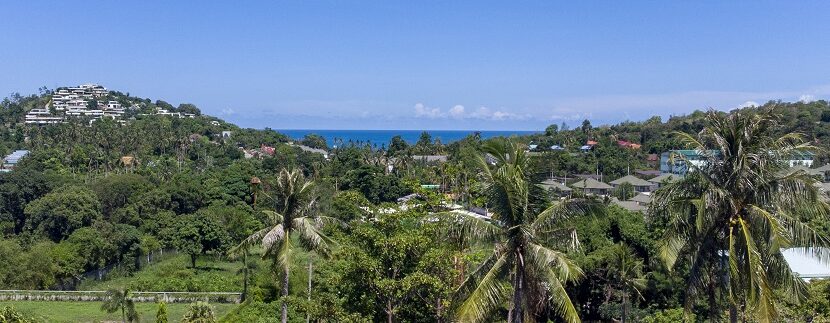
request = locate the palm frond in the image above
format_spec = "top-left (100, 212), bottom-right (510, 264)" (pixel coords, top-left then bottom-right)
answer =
top-left (455, 252), bottom-right (511, 323)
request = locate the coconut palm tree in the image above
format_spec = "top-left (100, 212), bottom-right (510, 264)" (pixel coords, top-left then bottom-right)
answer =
top-left (449, 139), bottom-right (601, 323)
top-left (650, 108), bottom-right (830, 323)
top-left (230, 168), bottom-right (337, 323)
top-left (100, 288), bottom-right (139, 323)
top-left (606, 243), bottom-right (646, 323)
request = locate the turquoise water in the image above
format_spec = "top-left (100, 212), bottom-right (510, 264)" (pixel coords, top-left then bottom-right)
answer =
top-left (277, 129), bottom-right (538, 146)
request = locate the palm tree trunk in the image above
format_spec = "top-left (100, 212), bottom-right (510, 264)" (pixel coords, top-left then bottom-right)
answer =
top-left (510, 265), bottom-right (524, 323)
top-left (121, 306), bottom-right (126, 323)
top-left (307, 258), bottom-right (313, 323)
top-left (729, 303), bottom-right (738, 323)
top-left (282, 266), bottom-right (289, 323)
top-left (621, 293), bottom-right (628, 323)
top-left (241, 252), bottom-right (249, 302)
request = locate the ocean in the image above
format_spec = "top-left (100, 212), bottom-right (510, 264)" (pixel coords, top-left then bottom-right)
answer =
top-left (276, 129), bottom-right (538, 146)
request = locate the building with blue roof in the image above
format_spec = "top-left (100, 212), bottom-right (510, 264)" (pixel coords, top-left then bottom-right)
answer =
top-left (2, 150), bottom-right (30, 170)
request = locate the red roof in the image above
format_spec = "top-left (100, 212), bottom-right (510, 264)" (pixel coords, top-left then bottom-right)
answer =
top-left (260, 144), bottom-right (276, 156)
top-left (587, 140), bottom-right (598, 146)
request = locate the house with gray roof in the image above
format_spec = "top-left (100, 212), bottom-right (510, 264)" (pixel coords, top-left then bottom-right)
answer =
top-left (648, 173), bottom-right (684, 188)
top-left (629, 193), bottom-right (651, 205)
top-left (570, 178), bottom-right (612, 196)
top-left (539, 179), bottom-right (572, 197)
top-left (610, 175), bottom-right (655, 192)
top-left (611, 197), bottom-right (647, 212)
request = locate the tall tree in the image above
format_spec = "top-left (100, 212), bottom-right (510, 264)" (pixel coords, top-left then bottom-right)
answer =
top-left (606, 243), bottom-right (646, 323)
top-left (451, 139), bottom-right (600, 323)
top-left (231, 168), bottom-right (337, 323)
top-left (651, 108), bottom-right (830, 322)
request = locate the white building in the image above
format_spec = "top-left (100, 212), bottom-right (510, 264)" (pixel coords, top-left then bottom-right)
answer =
top-left (24, 108), bottom-right (64, 124)
top-left (26, 84), bottom-right (129, 125)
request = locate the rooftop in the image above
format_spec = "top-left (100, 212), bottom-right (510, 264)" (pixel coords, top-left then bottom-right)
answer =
top-left (648, 173), bottom-right (684, 184)
top-left (570, 178), bottom-right (612, 190)
top-left (610, 175), bottom-right (653, 187)
top-left (539, 179), bottom-right (572, 192)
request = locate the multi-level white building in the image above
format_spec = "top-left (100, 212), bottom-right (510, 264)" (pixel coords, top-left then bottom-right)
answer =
top-left (25, 84), bottom-right (128, 124)
top-left (24, 108), bottom-right (65, 124)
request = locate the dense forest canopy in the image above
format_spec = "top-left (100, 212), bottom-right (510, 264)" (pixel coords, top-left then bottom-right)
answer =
top-left (1, 87), bottom-right (830, 322)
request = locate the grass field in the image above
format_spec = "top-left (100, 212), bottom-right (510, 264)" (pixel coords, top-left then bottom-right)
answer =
top-left (0, 300), bottom-right (237, 322)
top-left (78, 254), bottom-right (249, 293)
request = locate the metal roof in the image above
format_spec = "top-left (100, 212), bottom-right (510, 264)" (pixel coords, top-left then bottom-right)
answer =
top-left (648, 173), bottom-right (684, 184)
top-left (570, 178), bottom-right (613, 190)
top-left (610, 175), bottom-right (653, 187)
top-left (539, 179), bottom-right (572, 191)
top-left (3, 150), bottom-right (29, 165)
top-left (629, 193), bottom-right (652, 204)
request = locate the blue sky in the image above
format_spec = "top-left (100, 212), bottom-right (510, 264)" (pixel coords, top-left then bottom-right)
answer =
top-left (1, 1), bottom-right (829, 130)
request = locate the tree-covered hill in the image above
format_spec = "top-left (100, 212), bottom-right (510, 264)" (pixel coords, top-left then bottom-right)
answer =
top-left (2, 87), bottom-right (830, 322)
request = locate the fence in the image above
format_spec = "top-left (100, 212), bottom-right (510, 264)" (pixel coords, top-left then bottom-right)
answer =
top-left (0, 290), bottom-right (241, 304)
top-left (55, 248), bottom-right (179, 290)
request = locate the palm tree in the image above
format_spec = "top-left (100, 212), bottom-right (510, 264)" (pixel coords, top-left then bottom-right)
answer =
top-left (230, 168), bottom-right (337, 323)
top-left (100, 288), bottom-right (139, 323)
top-left (606, 243), bottom-right (646, 323)
top-left (449, 139), bottom-right (601, 323)
top-left (650, 108), bottom-right (830, 323)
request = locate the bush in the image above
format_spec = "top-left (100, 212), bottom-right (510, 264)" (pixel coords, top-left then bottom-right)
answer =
top-left (641, 308), bottom-right (694, 323)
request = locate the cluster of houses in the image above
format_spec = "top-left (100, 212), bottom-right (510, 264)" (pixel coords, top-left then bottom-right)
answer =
top-left (536, 149), bottom-right (824, 213)
top-left (25, 84), bottom-right (201, 125)
top-left (25, 84), bottom-right (126, 124)
top-left (530, 139), bottom-right (642, 154)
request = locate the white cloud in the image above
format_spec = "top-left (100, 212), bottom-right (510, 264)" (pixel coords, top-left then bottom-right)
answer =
top-left (221, 108), bottom-right (235, 115)
top-left (800, 94), bottom-right (816, 103)
top-left (737, 101), bottom-right (760, 109)
top-left (449, 105), bottom-right (465, 118)
top-left (413, 104), bottom-right (528, 121)
top-left (414, 103), bottom-right (443, 118)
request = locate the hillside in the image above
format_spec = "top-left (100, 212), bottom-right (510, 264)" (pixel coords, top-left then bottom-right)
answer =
top-left (1, 86), bottom-right (830, 322)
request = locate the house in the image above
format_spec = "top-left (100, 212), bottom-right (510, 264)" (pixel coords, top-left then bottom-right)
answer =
top-left (635, 170), bottom-right (662, 177)
top-left (646, 153), bottom-right (659, 166)
top-left (611, 197), bottom-right (646, 212)
top-left (648, 173), bottom-right (684, 188)
top-left (296, 145), bottom-right (329, 159)
top-left (2, 150), bottom-right (29, 170)
top-left (610, 175), bottom-right (655, 192)
top-left (782, 248), bottom-right (830, 280)
top-left (260, 144), bottom-right (276, 156)
top-left (580, 145), bottom-right (593, 153)
top-left (587, 140), bottom-right (598, 146)
top-left (788, 151), bottom-right (815, 168)
top-left (550, 145), bottom-right (565, 151)
top-left (616, 140), bottom-right (641, 149)
top-left (570, 178), bottom-right (613, 196)
top-left (412, 155), bottom-right (448, 163)
top-left (539, 179), bottom-right (572, 197)
top-left (221, 131), bottom-right (232, 138)
top-left (629, 193), bottom-right (651, 206)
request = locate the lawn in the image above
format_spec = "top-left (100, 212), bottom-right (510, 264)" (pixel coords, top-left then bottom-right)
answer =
top-left (0, 300), bottom-right (237, 323)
